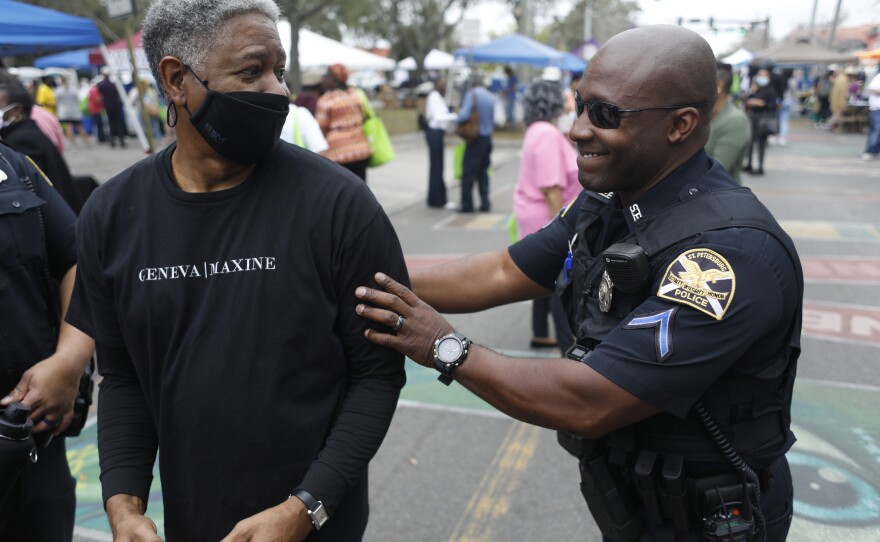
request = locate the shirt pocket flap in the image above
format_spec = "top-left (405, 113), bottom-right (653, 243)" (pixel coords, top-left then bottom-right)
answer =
top-left (0, 187), bottom-right (46, 216)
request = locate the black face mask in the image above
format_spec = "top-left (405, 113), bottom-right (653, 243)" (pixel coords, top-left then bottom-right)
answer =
top-left (184, 66), bottom-right (289, 165)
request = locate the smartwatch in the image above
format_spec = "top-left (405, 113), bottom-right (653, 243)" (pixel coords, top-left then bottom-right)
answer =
top-left (291, 489), bottom-right (329, 530)
top-left (433, 332), bottom-right (471, 385)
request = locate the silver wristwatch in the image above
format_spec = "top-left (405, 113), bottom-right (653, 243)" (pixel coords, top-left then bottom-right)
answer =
top-left (433, 331), bottom-right (471, 385)
top-left (291, 489), bottom-right (329, 530)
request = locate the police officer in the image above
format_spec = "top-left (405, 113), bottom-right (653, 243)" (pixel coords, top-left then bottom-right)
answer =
top-left (354, 25), bottom-right (800, 541)
top-left (0, 140), bottom-right (95, 541)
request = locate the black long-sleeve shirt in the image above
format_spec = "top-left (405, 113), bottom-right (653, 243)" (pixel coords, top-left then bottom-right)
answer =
top-left (67, 142), bottom-right (407, 541)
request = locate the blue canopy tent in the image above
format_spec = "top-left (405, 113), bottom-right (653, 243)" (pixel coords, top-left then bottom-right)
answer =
top-left (0, 0), bottom-right (103, 56)
top-left (34, 48), bottom-right (98, 70)
top-left (454, 33), bottom-right (586, 71)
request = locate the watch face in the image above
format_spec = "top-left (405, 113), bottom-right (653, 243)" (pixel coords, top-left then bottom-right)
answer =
top-left (438, 337), bottom-right (463, 363)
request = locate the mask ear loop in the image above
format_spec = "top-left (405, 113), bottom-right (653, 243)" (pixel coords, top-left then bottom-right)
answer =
top-left (184, 65), bottom-right (210, 89)
top-left (181, 64), bottom-right (210, 120)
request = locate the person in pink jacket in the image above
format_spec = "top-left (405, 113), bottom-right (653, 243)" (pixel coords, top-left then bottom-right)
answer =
top-left (513, 80), bottom-right (582, 352)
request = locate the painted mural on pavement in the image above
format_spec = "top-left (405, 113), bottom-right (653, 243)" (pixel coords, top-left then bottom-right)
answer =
top-left (69, 371), bottom-right (879, 540)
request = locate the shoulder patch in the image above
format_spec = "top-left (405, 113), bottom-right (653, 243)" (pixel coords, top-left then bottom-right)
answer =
top-left (657, 248), bottom-right (735, 320)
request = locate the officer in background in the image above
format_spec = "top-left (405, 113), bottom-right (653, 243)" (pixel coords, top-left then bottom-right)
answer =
top-left (0, 140), bottom-right (95, 541)
top-left (354, 25), bottom-right (801, 541)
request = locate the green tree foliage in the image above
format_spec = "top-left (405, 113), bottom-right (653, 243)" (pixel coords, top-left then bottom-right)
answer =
top-left (339, 0), bottom-right (477, 75)
top-left (275, 0), bottom-right (337, 92)
top-left (541, 0), bottom-right (640, 51)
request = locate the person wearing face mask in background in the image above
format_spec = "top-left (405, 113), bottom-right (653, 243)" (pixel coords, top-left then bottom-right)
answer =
top-left (64, 1), bottom-right (408, 540)
top-left (743, 68), bottom-right (778, 176)
top-left (0, 80), bottom-right (82, 211)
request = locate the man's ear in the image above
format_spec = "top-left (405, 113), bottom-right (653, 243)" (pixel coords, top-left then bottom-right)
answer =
top-left (667, 107), bottom-right (702, 144)
top-left (158, 56), bottom-right (187, 107)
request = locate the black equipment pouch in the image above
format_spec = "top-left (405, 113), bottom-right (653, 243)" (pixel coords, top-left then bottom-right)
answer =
top-left (558, 341), bottom-right (646, 542)
top-left (59, 355), bottom-right (95, 438)
top-left (573, 440), bottom-right (645, 542)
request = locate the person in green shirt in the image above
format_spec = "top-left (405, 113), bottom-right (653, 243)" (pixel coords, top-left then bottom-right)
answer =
top-left (706, 64), bottom-right (751, 184)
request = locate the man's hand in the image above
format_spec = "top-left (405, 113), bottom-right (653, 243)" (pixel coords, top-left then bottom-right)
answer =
top-left (355, 272), bottom-right (456, 367)
top-left (107, 494), bottom-right (163, 542)
top-left (0, 353), bottom-right (81, 434)
top-left (219, 496), bottom-right (313, 542)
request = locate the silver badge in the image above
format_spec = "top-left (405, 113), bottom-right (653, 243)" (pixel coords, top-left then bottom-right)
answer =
top-left (599, 269), bottom-right (614, 313)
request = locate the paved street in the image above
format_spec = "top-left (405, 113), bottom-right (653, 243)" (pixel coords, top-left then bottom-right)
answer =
top-left (65, 118), bottom-right (880, 541)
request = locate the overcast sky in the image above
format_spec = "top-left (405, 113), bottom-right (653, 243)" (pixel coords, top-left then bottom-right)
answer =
top-left (637, 0), bottom-right (878, 38)
top-left (465, 0), bottom-right (879, 44)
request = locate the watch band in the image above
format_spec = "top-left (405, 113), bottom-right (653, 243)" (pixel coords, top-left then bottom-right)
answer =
top-left (291, 489), bottom-right (329, 530)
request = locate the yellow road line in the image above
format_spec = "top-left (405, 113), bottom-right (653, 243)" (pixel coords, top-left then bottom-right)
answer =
top-left (464, 214), bottom-right (508, 229)
top-left (449, 421), bottom-right (541, 542)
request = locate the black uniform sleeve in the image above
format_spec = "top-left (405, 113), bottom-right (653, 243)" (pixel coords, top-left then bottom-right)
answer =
top-left (22, 154), bottom-right (77, 279)
top-left (584, 230), bottom-right (799, 418)
top-left (295, 207), bottom-right (408, 515)
top-left (95, 343), bottom-right (159, 508)
top-left (508, 192), bottom-right (582, 290)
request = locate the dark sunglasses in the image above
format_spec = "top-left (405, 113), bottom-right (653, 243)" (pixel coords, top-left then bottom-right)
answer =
top-left (574, 92), bottom-right (708, 129)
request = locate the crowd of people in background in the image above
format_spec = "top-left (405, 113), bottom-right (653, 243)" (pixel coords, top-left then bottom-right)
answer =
top-left (2, 66), bottom-right (179, 152)
top-left (703, 60), bottom-right (879, 177)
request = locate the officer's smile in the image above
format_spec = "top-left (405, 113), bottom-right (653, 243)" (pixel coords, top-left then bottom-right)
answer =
top-left (576, 151), bottom-right (609, 172)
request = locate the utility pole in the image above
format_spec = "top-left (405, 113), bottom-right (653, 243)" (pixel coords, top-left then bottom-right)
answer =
top-left (763, 17), bottom-right (770, 49)
top-left (808, 0), bottom-right (819, 42)
top-left (828, 0), bottom-right (843, 49)
top-left (583, 0), bottom-right (593, 42)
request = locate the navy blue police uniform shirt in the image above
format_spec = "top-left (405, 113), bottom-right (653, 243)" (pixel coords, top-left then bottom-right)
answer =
top-left (0, 141), bottom-right (77, 395)
top-left (510, 150), bottom-right (800, 425)
top-left (65, 141), bottom-right (408, 541)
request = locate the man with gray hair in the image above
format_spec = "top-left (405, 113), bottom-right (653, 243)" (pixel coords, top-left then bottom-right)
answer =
top-left (66, 1), bottom-right (407, 540)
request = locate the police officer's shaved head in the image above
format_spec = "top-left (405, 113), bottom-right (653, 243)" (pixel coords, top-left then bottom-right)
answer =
top-left (571, 25), bottom-right (719, 199)
top-left (589, 25), bottom-right (717, 135)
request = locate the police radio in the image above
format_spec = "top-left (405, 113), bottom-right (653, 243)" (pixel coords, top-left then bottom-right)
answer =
top-left (697, 474), bottom-right (758, 541)
top-left (601, 243), bottom-right (650, 294)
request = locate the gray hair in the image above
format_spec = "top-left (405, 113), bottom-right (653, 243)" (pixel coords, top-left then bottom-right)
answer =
top-left (523, 80), bottom-right (563, 126)
top-left (143, 0), bottom-right (280, 99)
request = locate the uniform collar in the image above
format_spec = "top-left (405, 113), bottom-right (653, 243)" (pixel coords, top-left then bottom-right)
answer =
top-left (619, 149), bottom-right (728, 232)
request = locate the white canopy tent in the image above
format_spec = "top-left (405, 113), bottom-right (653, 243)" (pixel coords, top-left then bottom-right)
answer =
top-left (277, 21), bottom-right (395, 71)
top-left (396, 49), bottom-right (460, 71)
top-left (721, 48), bottom-right (754, 66)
